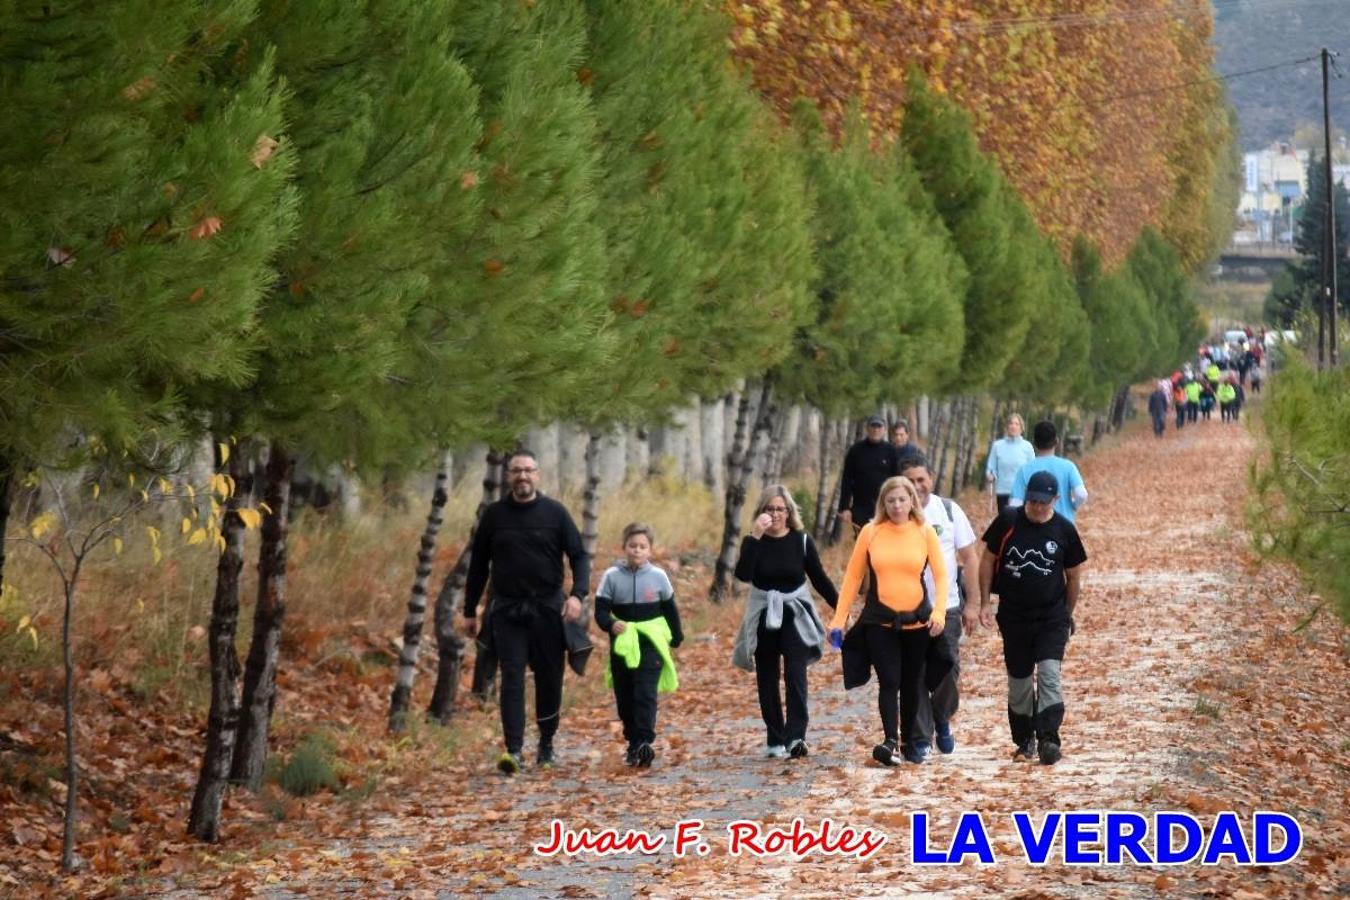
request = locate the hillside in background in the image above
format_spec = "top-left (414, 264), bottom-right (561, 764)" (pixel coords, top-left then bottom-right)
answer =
top-left (726, 0), bottom-right (1233, 269)
top-left (1213, 0), bottom-right (1350, 151)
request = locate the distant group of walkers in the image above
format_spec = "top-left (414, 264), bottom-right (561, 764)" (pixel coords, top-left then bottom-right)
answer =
top-left (1147, 332), bottom-right (1265, 437)
top-left (460, 411), bottom-right (1089, 776)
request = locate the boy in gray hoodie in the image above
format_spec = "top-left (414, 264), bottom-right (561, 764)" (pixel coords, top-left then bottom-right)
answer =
top-left (594, 522), bottom-right (684, 768)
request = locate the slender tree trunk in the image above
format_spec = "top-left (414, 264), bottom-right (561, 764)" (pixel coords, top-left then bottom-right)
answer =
top-left (946, 397), bottom-right (964, 496)
top-left (824, 419), bottom-right (857, 545)
top-left (388, 451), bottom-right (453, 733)
top-left (230, 442), bottom-right (294, 789)
top-left (426, 453), bottom-right (502, 723)
top-left (581, 430), bottom-right (602, 559)
top-left (60, 562), bottom-right (82, 873)
top-left (812, 417), bottom-right (834, 541)
top-left (724, 387), bottom-right (754, 490)
top-left (470, 450), bottom-right (504, 701)
top-left (962, 397), bottom-right (981, 490)
top-left (931, 401), bottom-right (950, 490)
top-left (710, 378), bottom-right (774, 602)
top-left (188, 443), bottom-right (252, 841)
top-left (0, 454), bottom-right (12, 598)
top-left (426, 450), bottom-right (501, 722)
top-left (760, 407), bottom-right (790, 488)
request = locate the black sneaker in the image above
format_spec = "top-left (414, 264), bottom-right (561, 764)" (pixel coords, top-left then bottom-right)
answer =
top-left (872, 740), bottom-right (900, 767)
top-left (787, 739), bottom-right (808, 759)
top-left (635, 742), bottom-right (655, 769)
top-left (1012, 738), bottom-right (1038, 762)
top-left (623, 745), bottom-right (638, 767)
top-left (497, 750), bottom-right (524, 775)
top-left (537, 743), bottom-right (556, 770)
top-left (1038, 740), bottom-right (1062, 766)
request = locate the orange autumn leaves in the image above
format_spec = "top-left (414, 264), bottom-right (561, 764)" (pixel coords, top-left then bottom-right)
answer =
top-left (726, 0), bottom-right (1222, 266)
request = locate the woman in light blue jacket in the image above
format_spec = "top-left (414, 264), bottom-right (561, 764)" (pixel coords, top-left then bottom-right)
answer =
top-left (985, 413), bottom-right (1034, 513)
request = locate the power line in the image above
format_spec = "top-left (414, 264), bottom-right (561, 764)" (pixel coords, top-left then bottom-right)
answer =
top-left (1087, 53), bottom-right (1322, 109)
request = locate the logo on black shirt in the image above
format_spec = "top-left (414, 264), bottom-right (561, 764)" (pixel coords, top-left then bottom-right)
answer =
top-left (1005, 547), bottom-right (1052, 577)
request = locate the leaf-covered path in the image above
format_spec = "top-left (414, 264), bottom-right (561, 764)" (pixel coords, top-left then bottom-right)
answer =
top-left (20, 413), bottom-right (1345, 898)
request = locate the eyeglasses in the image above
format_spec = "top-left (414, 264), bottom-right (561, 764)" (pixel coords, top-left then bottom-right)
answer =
top-left (507, 467), bottom-right (538, 476)
top-left (764, 506), bottom-right (788, 514)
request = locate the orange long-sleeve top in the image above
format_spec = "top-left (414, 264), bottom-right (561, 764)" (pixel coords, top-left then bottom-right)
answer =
top-left (829, 518), bottom-right (947, 631)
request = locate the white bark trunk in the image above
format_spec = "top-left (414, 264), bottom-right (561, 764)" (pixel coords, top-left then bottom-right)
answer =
top-left (700, 397), bottom-right (726, 495)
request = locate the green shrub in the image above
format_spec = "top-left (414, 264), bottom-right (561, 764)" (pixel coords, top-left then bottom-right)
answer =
top-left (1250, 357), bottom-right (1350, 624)
top-left (273, 732), bottom-right (340, 797)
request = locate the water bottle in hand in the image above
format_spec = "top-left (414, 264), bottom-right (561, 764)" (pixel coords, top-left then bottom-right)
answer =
top-left (829, 628), bottom-right (843, 650)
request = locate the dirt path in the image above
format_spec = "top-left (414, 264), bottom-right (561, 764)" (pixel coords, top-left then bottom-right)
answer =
top-left (132, 413), bottom-right (1347, 898)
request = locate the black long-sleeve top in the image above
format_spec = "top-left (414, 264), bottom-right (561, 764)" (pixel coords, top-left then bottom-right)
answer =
top-left (838, 438), bottom-right (901, 521)
top-left (733, 530), bottom-right (838, 608)
top-left (463, 494), bottom-right (590, 616)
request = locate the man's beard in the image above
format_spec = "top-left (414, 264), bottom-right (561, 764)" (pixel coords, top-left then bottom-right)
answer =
top-left (512, 482), bottom-right (536, 500)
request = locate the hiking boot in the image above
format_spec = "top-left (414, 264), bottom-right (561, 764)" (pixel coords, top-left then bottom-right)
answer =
top-left (635, 742), bottom-right (655, 769)
top-left (872, 740), bottom-right (900, 767)
top-left (935, 721), bottom-right (955, 755)
top-left (497, 750), bottom-right (524, 775)
top-left (1011, 738), bottom-right (1037, 762)
top-left (765, 744), bottom-right (788, 759)
top-left (1038, 739), bottom-right (1062, 766)
top-left (902, 743), bottom-right (927, 765)
top-left (623, 745), bottom-right (639, 767)
top-left (912, 738), bottom-right (932, 759)
top-left (787, 739), bottom-right (809, 759)
top-left (537, 743), bottom-right (556, 770)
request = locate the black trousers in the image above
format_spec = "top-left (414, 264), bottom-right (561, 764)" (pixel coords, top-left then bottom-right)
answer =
top-left (754, 607), bottom-right (812, 746)
top-left (997, 612), bottom-right (1070, 746)
top-left (864, 624), bottom-right (929, 746)
top-left (493, 605), bottom-right (566, 754)
top-left (611, 635), bottom-right (663, 747)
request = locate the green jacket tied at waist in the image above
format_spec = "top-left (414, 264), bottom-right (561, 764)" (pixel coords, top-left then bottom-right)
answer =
top-left (606, 617), bottom-right (678, 693)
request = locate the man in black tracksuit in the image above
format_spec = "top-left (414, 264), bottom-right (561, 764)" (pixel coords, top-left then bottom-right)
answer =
top-left (837, 414), bottom-right (902, 530)
top-left (461, 449), bottom-right (589, 775)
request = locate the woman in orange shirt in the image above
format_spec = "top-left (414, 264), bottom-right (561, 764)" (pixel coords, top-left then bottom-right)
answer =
top-left (829, 476), bottom-right (947, 766)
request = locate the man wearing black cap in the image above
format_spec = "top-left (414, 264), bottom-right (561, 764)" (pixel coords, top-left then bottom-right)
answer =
top-left (978, 470), bottom-right (1087, 766)
top-left (837, 415), bottom-right (902, 531)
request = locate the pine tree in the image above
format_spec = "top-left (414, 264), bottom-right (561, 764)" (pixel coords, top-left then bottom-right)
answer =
top-left (1289, 154), bottom-right (1350, 321)
top-left (0, 1), bottom-right (297, 593)
top-left (1072, 237), bottom-right (1154, 410)
top-left (179, 0), bottom-right (488, 823)
top-left (902, 71), bottom-right (1033, 390)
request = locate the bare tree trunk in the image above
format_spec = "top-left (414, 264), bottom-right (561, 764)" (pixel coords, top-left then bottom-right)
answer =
top-left (427, 449), bottom-right (502, 722)
top-left (710, 378), bottom-right (774, 602)
top-left (581, 429), bottom-right (602, 559)
top-left (961, 397), bottom-right (981, 490)
top-left (931, 401), bottom-right (950, 490)
top-left (230, 442), bottom-right (294, 789)
top-left (700, 396), bottom-right (727, 494)
top-left (388, 450), bottom-right (453, 732)
top-left (724, 387), bottom-right (755, 491)
top-left (812, 417), bottom-right (835, 541)
top-left (188, 443), bottom-right (252, 841)
top-left (60, 563), bottom-right (82, 872)
top-left (1109, 385), bottom-right (1130, 431)
top-left (760, 406), bottom-right (790, 488)
top-left (824, 419), bottom-right (858, 545)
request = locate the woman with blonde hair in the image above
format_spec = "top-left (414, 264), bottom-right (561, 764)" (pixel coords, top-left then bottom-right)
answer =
top-left (829, 476), bottom-right (948, 766)
top-left (732, 485), bottom-right (838, 760)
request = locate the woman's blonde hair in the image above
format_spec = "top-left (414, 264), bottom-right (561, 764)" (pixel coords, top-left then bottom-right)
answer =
top-left (1006, 412), bottom-right (1026, 432)
top-left (752, 485), bottom-right (805, 532)
top-left (873, 476), bottom-right (925, 526)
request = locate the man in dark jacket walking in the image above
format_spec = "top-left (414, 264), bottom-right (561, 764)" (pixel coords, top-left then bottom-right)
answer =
top-left (460, 449), bottom-right (590, 775)
top-left (837, 415), bottom-right (902, 531)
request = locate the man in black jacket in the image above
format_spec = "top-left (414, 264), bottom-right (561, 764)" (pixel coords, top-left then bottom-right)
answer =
top-left (837, 415), bottom-right (901, 530)
top-left (460, 450), bottom-right (590, 774)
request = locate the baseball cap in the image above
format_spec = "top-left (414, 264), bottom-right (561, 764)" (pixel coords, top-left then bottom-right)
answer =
top-left (866, 415), bottom-right (885, 427)
top-left (1025, 471), bottom-right (1059, 503)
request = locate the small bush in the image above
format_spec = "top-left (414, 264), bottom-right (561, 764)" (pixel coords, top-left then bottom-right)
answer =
top-left (274, 732), bottom-right (340, 797)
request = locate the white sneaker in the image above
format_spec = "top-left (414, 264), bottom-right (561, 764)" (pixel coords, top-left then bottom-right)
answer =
top-left (765, 744), bottom-right (788, 759)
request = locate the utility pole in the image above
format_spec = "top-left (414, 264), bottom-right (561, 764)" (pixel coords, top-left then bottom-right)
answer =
top-left (1322, 47), bottom-right (1339, 367)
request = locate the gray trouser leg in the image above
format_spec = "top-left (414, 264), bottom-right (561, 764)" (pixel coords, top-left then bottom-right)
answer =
top-left (915, 612), bottom-right (962, 740)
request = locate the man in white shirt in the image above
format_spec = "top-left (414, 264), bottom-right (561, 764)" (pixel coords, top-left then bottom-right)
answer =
top-left (899, 457), bottom-right (981, 756)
